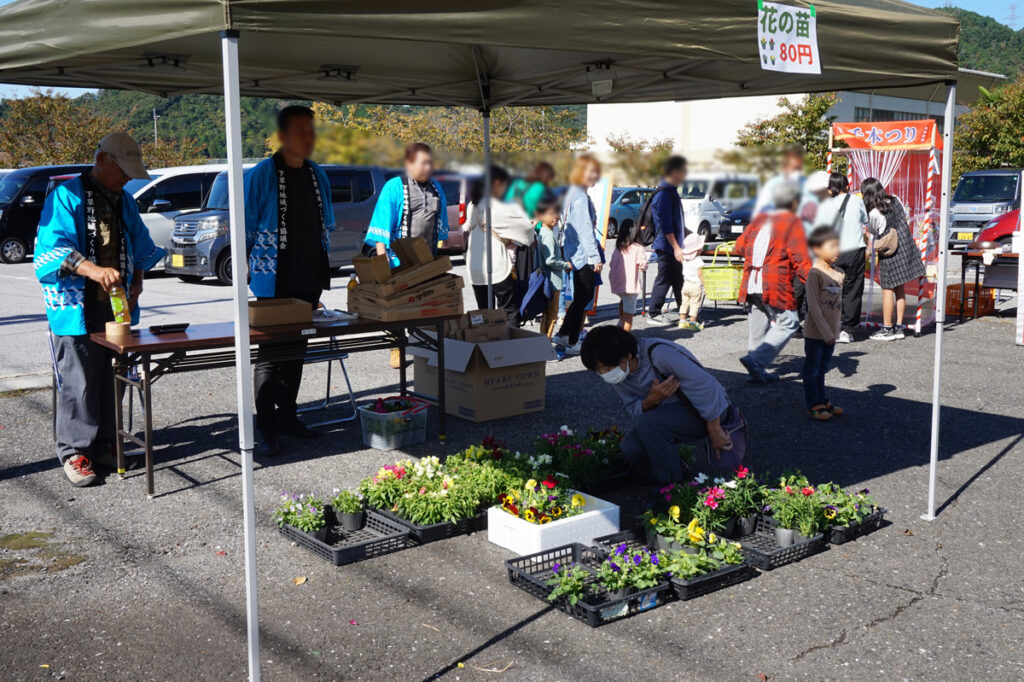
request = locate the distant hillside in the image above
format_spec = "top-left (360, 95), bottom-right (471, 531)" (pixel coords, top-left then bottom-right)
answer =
top-left (938, 7), bottom-right (1024, 77)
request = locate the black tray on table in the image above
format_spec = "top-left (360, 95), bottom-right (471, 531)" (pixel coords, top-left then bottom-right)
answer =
top-left (505, 543), bottom-right (671, 628)
top-left (278, 510), bottom-right (410, 566)
top-left (730, 515), bottom-right (826, 570)
top-left (373, 508), bottom-right (487, 544)
top-left (593, 528), bottom-right (755, 601)
top-left (827, 507), bottom-right (888, 545)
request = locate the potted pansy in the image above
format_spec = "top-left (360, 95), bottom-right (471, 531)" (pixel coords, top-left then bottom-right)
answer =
top-left (596, 543), bottom-right (664, 600)
top-left (272, 493), bottom-right (328, 541)
top-left (330, 488), bottom-right (365, 531)
top-left (545, 562), bottom-right (591, 606)
top-left (816, 483), bottom-right (882, 542)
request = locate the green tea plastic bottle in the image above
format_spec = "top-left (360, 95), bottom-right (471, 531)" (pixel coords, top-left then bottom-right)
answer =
top-left (109, 285), bottom-right (130, 324)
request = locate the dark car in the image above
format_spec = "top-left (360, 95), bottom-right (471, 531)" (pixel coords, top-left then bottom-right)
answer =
top-left (0, 164), bottom-right (92, 263)
top-left (719, 198), bottom-right (755, 240)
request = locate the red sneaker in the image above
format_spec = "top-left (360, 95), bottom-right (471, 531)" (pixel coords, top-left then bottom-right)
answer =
top-left (63, 454), bottom-right (98, 487)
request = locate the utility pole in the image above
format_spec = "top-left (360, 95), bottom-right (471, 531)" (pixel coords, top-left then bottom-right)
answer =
top-left (152, 108), bottom-right (160, 144)
top-left (1007, 4), bottom-right (1018, 30)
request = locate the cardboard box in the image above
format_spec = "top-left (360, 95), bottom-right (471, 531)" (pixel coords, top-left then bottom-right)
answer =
top-left (392, 237), bottom-right (434, 267)
top-left (353, 274), bottom-right (463, 307)
top-left (409, 328), bottom-right (556, 422)
top-left (350, 295), bottom-right (463, 322)
top-left (466, 309), bottom-right (507, 327)
top-left (356, 256), bottom-right (453, 297)
top-left (462, 322), bottom-right (510, 344)
top-left (352, 255), bottom-right (392, 284)
top-left (249, 298), bottom-right (313, 327)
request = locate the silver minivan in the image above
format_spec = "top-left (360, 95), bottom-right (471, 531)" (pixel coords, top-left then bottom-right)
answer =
top-left (166, 164), bottom-right (387, 284)
top-left (949, 169), bottom-right (1022, 249)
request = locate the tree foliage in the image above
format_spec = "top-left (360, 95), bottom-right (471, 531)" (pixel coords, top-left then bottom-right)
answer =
top-left (734, 93), bottom-right (837, 174)
top-left (0, 89), bottom-right (116, 167)
top-left (938, 8), bottom-right (1024, 79)
top-left (953, 75), bottom-right (1024, 179)
top-left (604, 134), bottom-right (674, 186)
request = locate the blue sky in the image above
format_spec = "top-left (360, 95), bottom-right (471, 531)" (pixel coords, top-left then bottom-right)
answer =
top-left (0, 0), bottom-right (1018, 99)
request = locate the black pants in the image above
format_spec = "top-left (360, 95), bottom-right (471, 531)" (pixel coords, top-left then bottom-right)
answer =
top-left (472, 276), bottom-right (518, 326)
top-left (649, 249), bottom-right (682, 315)
top-left (556, 264), bottom-right (596, 345)
top-left (835, 248), bottom-right (866, 333)
top-left (254, 291), bottom-right (319, 438)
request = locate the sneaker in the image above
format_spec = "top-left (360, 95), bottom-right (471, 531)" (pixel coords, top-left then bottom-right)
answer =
top-left (808, 405), bottom-right (834, 421)
top-left (677, 320), bottom-right (692, 330)
top-left (739, 355), bottom-right (770, 383)
top-left (278, 417), bottom-right (319, 439)
top-left (551, 334), bottom-right (570, 347)
top-left (647, 313), bottom-right (670, 327)
top-left (690, 320), bottom-right (704, 331)
top-left (870, 326), bottom-right (898, 342)
top-left (563, 340), bottom-right (583, 356)
top-left (254, 438), bottom-right (282, 458)
top-left (63, 454), bottom-right (98, 487)
top-left (837, 330), bottom-right (853, 344)
top-left (824, 401), bottom-right (844, 417)
top-left (893, 326), bottom-right (906, 340)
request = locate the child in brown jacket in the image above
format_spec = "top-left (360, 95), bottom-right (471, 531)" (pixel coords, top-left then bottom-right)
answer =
top-left (803, 226), bottom-right (845, 421)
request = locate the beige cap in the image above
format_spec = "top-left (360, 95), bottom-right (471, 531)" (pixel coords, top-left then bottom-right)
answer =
top-left (96, 132), bottom-right (150, 180)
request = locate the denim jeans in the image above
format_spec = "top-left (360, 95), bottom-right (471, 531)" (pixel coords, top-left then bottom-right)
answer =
top-left (802, 337), bottom-right (835, 408)
top-left (745, 294), bottom-right (800, 368)
top-left (621, 401), bottom-right (708, 483)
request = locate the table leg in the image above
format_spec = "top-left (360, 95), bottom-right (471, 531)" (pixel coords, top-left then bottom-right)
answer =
top-left (973, 262), bottom-right (981, 320)
top-left (436, 321), bottom-right (446, 442)
top-left (113, 357), bottom-right (126, 476)
top-left (959, 260), bottom-right (966, 324)
top-left (142, 355), bottom-right (155, 497)
top-left (398, 329), bottom-right (408, 397)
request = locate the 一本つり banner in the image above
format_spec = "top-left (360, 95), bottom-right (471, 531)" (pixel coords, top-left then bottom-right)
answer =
top-left (832, 120), bottom-right (942, 151)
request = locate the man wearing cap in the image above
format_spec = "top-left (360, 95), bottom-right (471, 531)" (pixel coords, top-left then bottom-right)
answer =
top-left (35, 133), bottom-right (165, 487)
top-left (734, 181), bottom-right (811, 383)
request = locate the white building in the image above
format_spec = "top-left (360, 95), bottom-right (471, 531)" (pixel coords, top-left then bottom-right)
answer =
top-left (587, 91), bottom-right (950, 169)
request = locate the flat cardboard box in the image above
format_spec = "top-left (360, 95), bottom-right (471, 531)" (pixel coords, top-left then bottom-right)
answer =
top-left (353, 274), bottom-right (463, 307)
top-left (351, 295), bottom-right (463, 322)
top-left (249, 298), bottom-right (313, 327)
top-left (352, 255), bottom-right (392, 284)
top-left (409, 328), bottom-right (556, 422)
top-left (392, 237), bottom-right (434, 267)
top-left (462, 321), bottom-right (510, 344)
top-left (358, 256), bottom-right (453, 297)
top-left (466, 309), bottom-right (507, 327)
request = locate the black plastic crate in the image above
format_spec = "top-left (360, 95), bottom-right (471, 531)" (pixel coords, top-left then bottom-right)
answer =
top-left (827, 507), bottom-right (887, 545)
top-left (373, 508), bottom-right (487, 544)
top-left (505, 543), bottom-right (670, 628)
top-left (595, 528), bottom-right (755, 600)
top-left (731, 515), bottom-right (826, 570)
top-left (278, 510), bottom-right (410, 566)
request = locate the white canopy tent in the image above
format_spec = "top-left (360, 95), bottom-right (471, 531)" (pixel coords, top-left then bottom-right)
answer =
top-left (0, 1), bottom-right (1004, 679)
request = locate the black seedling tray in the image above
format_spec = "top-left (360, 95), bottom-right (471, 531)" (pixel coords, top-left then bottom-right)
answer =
top-left (731, 515), bottom-right (826, 570)
top-left (828, 507), bottom-right (887, 544)
top-left (505, 542), bottom-right (670, 628)
top-left (278, 510), bottom-right (410, 566)
top-left (594, 528), bottom-right (755, 600)
top-left (373, 508), bottom-right (487, 544)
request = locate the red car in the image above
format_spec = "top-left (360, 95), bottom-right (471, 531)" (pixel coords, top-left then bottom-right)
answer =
top-left (976, 209), bottom-right (1020, 248)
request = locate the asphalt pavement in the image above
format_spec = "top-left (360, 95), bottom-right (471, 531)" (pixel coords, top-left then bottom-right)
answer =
top-left (1, 254), bottom-right (1022, 681)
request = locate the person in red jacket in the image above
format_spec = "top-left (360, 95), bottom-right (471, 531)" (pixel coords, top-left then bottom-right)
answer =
top-left (734, 181), bottom-right (811, 383)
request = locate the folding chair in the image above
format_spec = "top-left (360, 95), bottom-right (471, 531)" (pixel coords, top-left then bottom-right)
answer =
top-left (296, 348), bottom-right (358, 428)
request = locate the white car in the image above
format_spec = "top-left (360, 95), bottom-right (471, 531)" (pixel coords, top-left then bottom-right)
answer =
top-left (679, 172), bottom-right (760, 239)
top-left (125, 165), bottom-right (227, 268)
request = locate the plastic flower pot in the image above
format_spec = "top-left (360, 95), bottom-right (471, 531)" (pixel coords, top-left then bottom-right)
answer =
top-left (735, 515), bottom-right (758, 536)
top-left (335, 510), bottom-right (366, 532)
top-left (774, 527), bottom-right (796, 547)
top-left (606, 587), bottom-right (636, 601)
top-left (311, 526), bottom-right (329, 542)
top-left (722, 517), bottom-right (737, 538)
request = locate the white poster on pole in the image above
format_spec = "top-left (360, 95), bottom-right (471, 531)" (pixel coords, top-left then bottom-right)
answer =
top-left (757, 1), bottom-right (821, 75)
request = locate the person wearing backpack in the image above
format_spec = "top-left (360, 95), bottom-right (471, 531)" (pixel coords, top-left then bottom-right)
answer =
top-left (645, 155), bottom-right (689, 323)
top-left (580, 326), bottom-right (742, 483)
top-left (505, 162), bottom-right (555, 220)
top-left (815, 172), bottom-right (869, 343)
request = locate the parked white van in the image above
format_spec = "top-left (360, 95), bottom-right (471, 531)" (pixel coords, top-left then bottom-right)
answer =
top-left (678, 173), bottom-right (760, 239)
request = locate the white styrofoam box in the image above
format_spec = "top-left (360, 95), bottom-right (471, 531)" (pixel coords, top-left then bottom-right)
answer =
top-left (487, 491), bottom-right (620, 556)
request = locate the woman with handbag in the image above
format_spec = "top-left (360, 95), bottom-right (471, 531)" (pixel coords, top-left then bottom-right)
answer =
top-left (862, 177), bottom-right (925, 341)
top-left (580, 325), bottom-right (743, 483)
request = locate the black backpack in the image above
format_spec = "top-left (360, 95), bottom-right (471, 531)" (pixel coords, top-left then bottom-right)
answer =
top-left (636, 185), bottom-right (674, 247)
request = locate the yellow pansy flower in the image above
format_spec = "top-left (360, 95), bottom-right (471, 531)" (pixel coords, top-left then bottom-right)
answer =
top-left (571, 494), bottom-right (586, 507)
top-left (650, 518), bottom-right (658, 526)
top-left (524, 509), bottom-right (536, 523)
top-left (525, 479), bottom-right (538, 490)
top-left (668, 505), bottom-right (680, 522)
top-left (708, 533), bottom-right (718, 544)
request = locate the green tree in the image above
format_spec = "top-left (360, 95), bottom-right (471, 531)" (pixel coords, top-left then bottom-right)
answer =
top-left (734, 93), bottom-right (837, 173)
top-left (604, 134), bottom-right (674, 186)
top-left (953, 75), bottom-right (1024, 180)
top-left (0, 89), bottom-right (116, 166)
top-left (141, 137), bottom-right (207, 168)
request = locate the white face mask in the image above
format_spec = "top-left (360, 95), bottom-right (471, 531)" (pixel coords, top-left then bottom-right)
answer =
top-left (785, 170), bottom-right (803, 183)
top-left (600, 363), bottom-right (630, 385)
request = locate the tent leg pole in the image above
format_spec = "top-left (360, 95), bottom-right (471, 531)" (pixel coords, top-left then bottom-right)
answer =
top-left (221, 30), bottom-right (261, 680)
top-left (482, 109), bottom-right (493, 306)
top-left (922, 82), bottom-right (956, 522)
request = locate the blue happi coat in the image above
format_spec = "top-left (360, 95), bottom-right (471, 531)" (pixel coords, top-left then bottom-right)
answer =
top-left (364, 176), bottom-right (448, 267)
top-left (34, 177), bottom-right (166, 336)
top-left (243, 157), bottom-right (336, 298)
